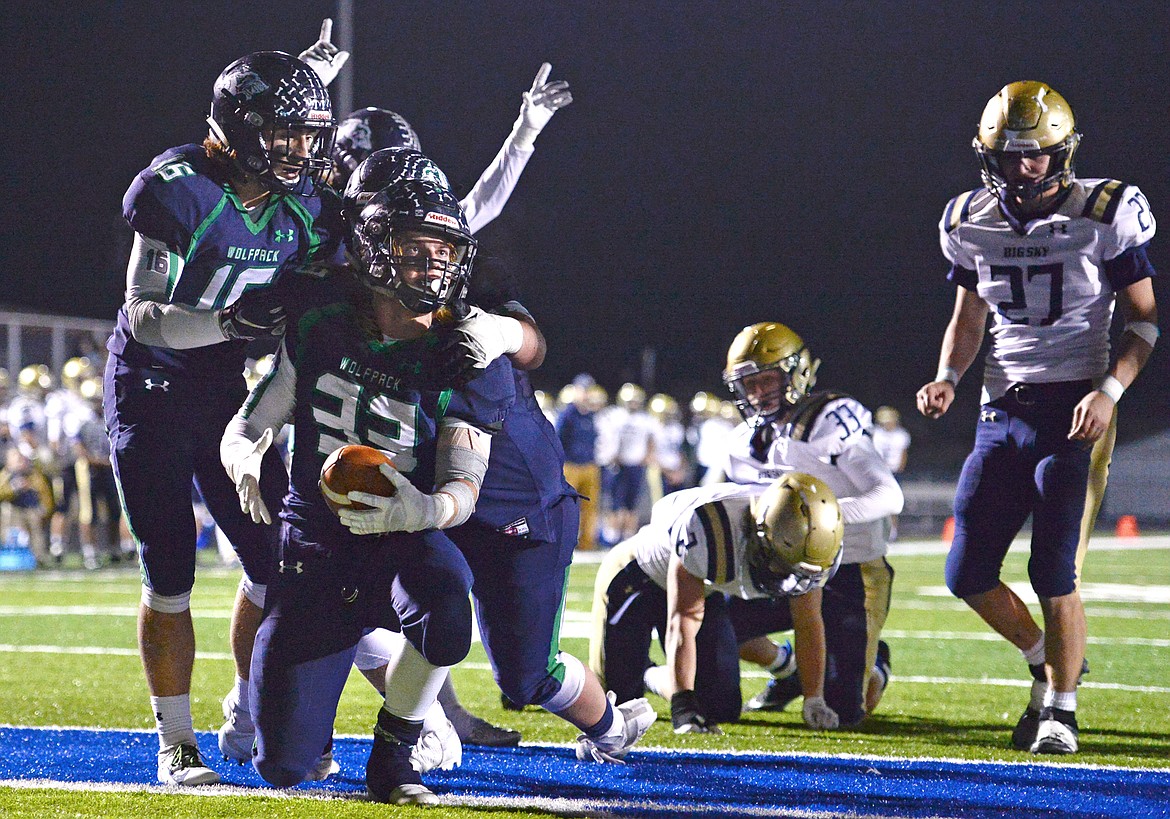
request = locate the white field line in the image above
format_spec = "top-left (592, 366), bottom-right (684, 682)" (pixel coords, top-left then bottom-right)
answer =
top-left (916, 582), bottom-right (1170, 605)
top-left (2, 645), bottom-right (1166, 694)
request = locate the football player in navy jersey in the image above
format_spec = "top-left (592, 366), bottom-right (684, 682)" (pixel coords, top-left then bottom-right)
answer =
top-left (917, 82), bottom-right (1159, 755)
top-left (220, 177), bottom-right (516, 804)
top-left (105, 50), bottom-right (341, 786)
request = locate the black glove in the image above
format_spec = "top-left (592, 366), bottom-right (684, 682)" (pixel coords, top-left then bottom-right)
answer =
top-left (220, 288), bottom-right (288, 341)
top-left (671, 690), bottom-right (721, 734)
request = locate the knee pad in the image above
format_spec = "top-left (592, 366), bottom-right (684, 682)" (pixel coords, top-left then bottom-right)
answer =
top-left (140, 586), bottom-right (191, 614)
top-left (536, 651), bottom-right (587, 713)
top-left (239, 576), bottom-right (266, 609)
top-left (354, 628), bottom-right (405, 672)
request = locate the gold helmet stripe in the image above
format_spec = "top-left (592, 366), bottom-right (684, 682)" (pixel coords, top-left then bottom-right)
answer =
top-left (695, 502), bottom-right (735, 585)
top-left (1082, 179), bottom-right (1127, 224)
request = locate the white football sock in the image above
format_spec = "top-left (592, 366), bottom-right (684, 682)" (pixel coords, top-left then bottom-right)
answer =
top-left (151, 694), bottom-right (196, 749)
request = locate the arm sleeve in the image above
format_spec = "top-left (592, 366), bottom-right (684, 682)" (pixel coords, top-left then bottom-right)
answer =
top-left (833, 439), bottom-right (905, 524)
top-left (124, 233), bottom-right (229, 348)
top-left (431, 419), bottom-right (493, 528)
top-left (221, 341), bottom-right (297, 470)
top-left (458, 138), bottom-right (535, 235)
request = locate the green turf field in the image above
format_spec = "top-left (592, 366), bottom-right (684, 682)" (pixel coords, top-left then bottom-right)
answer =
top-left (2, 536), bottom-right (1167, 816)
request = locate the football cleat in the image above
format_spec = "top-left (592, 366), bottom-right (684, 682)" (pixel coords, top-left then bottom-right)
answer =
top-left (411, 707), bottom-right (463, 772)
top-left (743, 673), bottom-right (802, 713)
top-left (642, 665), bottom-right (671, 699)
top-left (865, 640), bottom-right (892, 713)
top-left (1011, 707), bottom-right (1042, 750)
top-left (157, 742), bottom-right (221, 786)
top-left (218, 688), bottom-right (255, 763)
top-left (575, 693), bottom-right (656, 764)
top-left (366, 732), bottom-right (438, 806)
top-left (1031, 707), bottom-right (1079, 755)
top-left (448, 710), bottom-right (521, 747)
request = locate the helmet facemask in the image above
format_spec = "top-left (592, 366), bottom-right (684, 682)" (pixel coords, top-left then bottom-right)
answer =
top-left (974, 134), bottom-right (1080, 204)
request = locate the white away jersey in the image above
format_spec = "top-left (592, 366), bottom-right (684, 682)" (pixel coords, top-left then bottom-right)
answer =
top-left (722, 395), bottom-right (900, 564)
top-left (633, 482), bottom-right (771, 601)
top-left (940, 179), bottom-right (1156, 402)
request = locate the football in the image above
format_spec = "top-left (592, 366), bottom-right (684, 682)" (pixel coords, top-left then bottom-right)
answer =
top-left (319, 445), bottom-right (398, 513)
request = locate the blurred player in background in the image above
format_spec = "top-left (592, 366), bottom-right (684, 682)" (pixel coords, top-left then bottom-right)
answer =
top-left (557, 378), bottom-right (603, 551)
top-left (106, 50), bottom-right (341, 785)
top-left (917, 81), bottom-right (1158, 755)
top-left (717, 323), bottom-right (903, 728)
top-left (871, 405), bottom-right (910, 539)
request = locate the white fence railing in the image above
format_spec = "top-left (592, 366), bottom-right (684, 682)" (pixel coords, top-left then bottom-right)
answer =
top-left (1, 310), bottom-right (114, 377)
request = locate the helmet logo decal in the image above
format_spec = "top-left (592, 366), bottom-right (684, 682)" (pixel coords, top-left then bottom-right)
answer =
top-left (424, 212), bottom-right (459, 229)
top-left (227, 70), bottom-right (269, 101)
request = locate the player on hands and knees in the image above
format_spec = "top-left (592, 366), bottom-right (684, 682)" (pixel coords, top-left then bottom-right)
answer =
top-left (108, 50), bottom-right (339, 786)
top-left (917, 81), bottom-right (1159, 754)
top-left (590, 473), bottom-right (844, 734)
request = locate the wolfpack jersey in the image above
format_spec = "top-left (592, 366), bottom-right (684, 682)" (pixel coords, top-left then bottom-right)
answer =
top-left (723, 394), bottom-right (895, 564)
top-left (111, 144), bottom-right (345, 379)
top-left (941, 179), bottom-right (1157, 402)
top-left (243, 277), bottom-right (515, 537)
top-left (633, 482), bottom-right (770, 600)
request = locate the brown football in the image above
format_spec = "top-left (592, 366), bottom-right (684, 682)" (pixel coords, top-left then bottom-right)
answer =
top-left (319, 445), bottom-right (398, 513)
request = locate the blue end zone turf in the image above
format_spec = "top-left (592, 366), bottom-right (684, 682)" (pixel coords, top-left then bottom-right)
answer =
top-left (2, 727), bottom-right (1168, 817)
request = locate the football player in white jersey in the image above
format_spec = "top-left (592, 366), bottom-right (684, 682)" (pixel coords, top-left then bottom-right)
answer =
top-left (717, 323), bottom-right (904, 728)
top-left (588, 473), bottom-right (844, 734)
top-left (916, 81), bottom-right (1159, 755)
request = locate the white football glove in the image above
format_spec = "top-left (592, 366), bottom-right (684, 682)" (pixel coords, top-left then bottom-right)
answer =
top-left (299, 18), bottom-right (350, 86)
top-left (339, 463), bottom-right (447, 534)
top-left (225, 428), bottom-right (273, 525)
top-left (411, 700), bottom-right (462, 773)
top-left (453, 307), bottom-right (525, 368)
top-left (802, 696), bottom-right (840, 730)
top-left (510, 62), bottom-right (573, 150)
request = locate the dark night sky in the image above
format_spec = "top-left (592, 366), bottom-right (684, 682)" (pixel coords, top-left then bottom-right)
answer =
top-left (5, 2), bottom-right (1169, 473)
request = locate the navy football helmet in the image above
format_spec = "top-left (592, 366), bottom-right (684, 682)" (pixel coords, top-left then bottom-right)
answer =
top-left (207, 51), bottom-right (335, 192)
top-left (341, 148), bottom-right (451, 215)
top-left (332, 107), bottom-right (423, 188)
top-left (348, 179), bottom-right (476, 314)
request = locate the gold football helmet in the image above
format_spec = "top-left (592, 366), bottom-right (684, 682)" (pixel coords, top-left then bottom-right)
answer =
top-left (723, 322), bottom-right (819, 425)
top-left (974, 81), bottom-right (1080, 203)
top-left (648, 393), bottom-right (680, 421)
top-left (747, 472), bottom-right (844, 597)
top-left (690, 390), bottom-right (721, 419)
top-left (18, 364), bottom-right (53, 395)
top-left (616, 382), bottom-right (646, 410)
top-left (585, 383), bottom-right (608, 412)
top-left (61, 357), bottom-right (95, 392)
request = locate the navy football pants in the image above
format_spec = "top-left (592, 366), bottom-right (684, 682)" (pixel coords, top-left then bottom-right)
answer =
top-left (447, 496), bottom-right (579, 707)
top-left (602, 559), bottom-right (743, 723)
top-left (105, 358), bottom-right (286, 595)
top-left (251, 524), bottom-right (473, 786)
top-left (947, 382), bottom-right (1093, 600)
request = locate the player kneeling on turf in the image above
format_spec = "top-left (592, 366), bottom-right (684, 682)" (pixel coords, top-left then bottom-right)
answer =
top-left (589, 473), bottom-right (844, 734)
